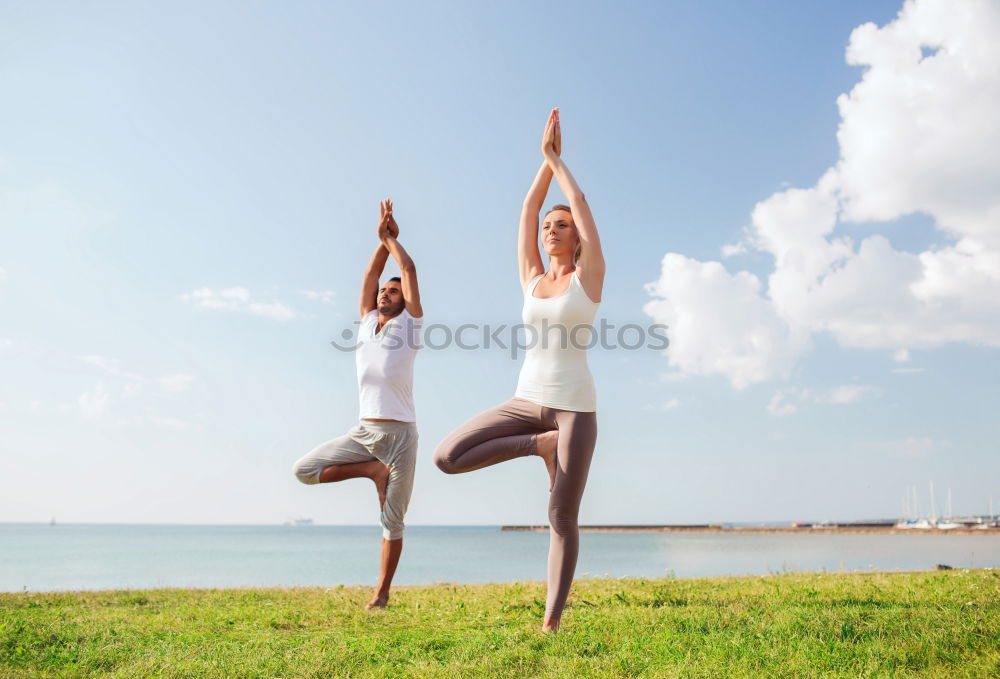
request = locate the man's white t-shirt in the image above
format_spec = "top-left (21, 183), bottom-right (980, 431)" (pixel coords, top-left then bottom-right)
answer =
top-left (355, 309), bottom-right (422, 422)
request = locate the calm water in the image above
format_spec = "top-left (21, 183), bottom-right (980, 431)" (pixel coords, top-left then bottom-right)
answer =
top-left (2, 523), bottom-right (998, 592)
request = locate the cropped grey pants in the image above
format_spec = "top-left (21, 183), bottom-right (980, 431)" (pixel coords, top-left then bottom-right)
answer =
top-left (433, 397), bottom-right (597, 619)
top-left (293, 420), bottom-right (418, 540)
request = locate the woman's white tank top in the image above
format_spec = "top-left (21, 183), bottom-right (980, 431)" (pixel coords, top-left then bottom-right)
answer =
top-left (514, 271), bottom-right (599, 412)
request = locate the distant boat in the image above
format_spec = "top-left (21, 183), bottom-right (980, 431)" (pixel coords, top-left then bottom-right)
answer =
top-left (50, 516), bottom-right (56, 526)
top-left (936, 488), bottom-right (961, 529)
top-left (284, 517), bottom-right (314, 526)
top-left (895, 518), bottom-right (933, 529)
top-left (896, 483), bottom-right (968, 529)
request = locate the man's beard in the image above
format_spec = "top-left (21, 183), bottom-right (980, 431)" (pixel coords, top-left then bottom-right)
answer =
top-left (379, 300), bottom-right (403, 316)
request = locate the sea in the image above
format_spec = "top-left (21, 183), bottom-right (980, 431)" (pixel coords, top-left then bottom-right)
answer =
top-left (2, 523), bottom-right (998, 593)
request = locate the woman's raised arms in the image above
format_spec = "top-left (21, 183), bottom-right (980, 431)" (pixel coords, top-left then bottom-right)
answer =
top-left (518, 162), bottom-right (550, 290)
top-left (542, 109), bottom-right (605, 302)
top-left (519, 109), bottom-right (567, 290)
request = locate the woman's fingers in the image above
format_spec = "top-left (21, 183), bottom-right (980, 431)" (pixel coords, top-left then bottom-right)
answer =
top-left (543, 108), bottom-right (560, 142)
top-left (543, 114), bottom-right (555, 148)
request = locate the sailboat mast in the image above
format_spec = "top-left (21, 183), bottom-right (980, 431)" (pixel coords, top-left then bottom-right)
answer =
top-left (929, 481), bottom-right (937, 523)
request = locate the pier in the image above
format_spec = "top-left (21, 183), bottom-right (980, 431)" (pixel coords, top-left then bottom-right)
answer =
top-left (500, 524), bottom-right (1000, 535)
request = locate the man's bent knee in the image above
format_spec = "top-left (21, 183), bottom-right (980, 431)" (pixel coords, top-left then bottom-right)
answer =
top-left (291, 460), bottom-right (320, 485)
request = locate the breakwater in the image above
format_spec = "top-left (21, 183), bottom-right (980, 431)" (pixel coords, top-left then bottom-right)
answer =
top-left (500, 524), bottom-right (1000, 535)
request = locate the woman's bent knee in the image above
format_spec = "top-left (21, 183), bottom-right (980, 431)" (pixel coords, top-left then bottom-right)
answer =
top-left (432, 442), bottom-right (459, 474)
top-left (433, 453), bottom-right (458, 474)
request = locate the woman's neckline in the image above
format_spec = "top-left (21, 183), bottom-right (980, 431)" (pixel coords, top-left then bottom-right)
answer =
top-left (530, 271), bottom-right (576, 300)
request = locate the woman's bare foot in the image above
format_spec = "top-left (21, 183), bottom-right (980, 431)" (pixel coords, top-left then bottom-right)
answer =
top-left (371, 462), bottom-right (391, 510)
top-left (542, 615), bottom-right (561, 633)
top-left (365, 593), bottom-right (388, 610)
top-left (535, 431), bottom-right (559, 491)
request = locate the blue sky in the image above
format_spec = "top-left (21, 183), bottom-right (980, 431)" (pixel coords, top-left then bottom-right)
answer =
top-left (2, 0), bottom-right (998, 526)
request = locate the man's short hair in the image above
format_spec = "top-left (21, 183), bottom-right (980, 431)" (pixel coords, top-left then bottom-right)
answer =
top-left (376, 277), bottom-right (405, 307)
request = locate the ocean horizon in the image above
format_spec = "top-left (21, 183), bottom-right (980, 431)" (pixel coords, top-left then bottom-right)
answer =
top-left (3, 522), bottom-right (999, 593)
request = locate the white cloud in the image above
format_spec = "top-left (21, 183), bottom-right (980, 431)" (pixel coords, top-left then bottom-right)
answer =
top-left (78, 383), bottom-right (110, 422)
top-left (643, 254), bottom-right (809, 389)
top-left (182, 287), bottom-right (297, 321)
top-left (0, 338), bottom-right (11, 353)
top-left (661, 398), bottom-right (681, 410)
top-left (892, 366), bottom-right (925, 374)
top-left (721, 242), bottom-right (747, 258)
top-left (0, 265), bottom-right (6, 281)
top-left (767, 389), bottom-right (799, 416)
top-left (158, 374), bottom-right (195, 393)
top-left (837, 2), bottom-right (1000, 244)
top-left (80, 355), bottom-right (144, 382)
top-left (892, 348), bottom-right (910, 363)
top-left (75, 358), bottom-right (197, 425)
top-left (301, 290), bottom-right (336, 304)
top-left (818, 385), bottom-right (880, 405)
top-left (768, 384), bottom-right (880, 416)
top-left (80, 357), bottom-right (196, 395)
top-left (645, 0), bottom-right (1000, 387)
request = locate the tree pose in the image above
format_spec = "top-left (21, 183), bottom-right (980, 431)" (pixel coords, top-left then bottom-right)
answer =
top-left (434, 109), bottom-right (604, 632)
top-left (293, 200), bottom-right (423, 610)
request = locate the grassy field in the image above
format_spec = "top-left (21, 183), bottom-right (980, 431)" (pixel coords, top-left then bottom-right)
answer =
top-left (1, 569), bottom-right (998, 678)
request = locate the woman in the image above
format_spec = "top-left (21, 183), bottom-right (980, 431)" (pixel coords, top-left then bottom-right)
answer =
top-left (434, 108), bottom-right (604, 632)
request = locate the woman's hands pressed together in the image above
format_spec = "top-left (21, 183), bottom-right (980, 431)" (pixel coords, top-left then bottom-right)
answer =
top-left (541, 107), bottom-right (562, 160)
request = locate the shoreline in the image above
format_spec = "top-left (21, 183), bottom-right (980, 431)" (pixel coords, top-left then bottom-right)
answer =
top-left (4, 567), bottom-right (993, 596)
top-left (501, 524), bottom-right (1000, 535)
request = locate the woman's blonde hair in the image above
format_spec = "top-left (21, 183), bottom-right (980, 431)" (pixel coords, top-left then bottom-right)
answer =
top-left (543, 204), bottom-right (572, 221)
top-left (543, 204), bottom-right (581, 263)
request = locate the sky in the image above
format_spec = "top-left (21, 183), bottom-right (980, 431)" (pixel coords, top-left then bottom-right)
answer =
top-left (1, 0), bottom-right (998, 527)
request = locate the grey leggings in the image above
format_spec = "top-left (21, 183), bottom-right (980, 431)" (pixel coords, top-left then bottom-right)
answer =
top-left (433, 397), bottom-right (597, 619)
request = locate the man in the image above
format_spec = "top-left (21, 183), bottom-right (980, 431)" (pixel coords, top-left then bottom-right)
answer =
top-left (293, 199), bottom-right (423, 610)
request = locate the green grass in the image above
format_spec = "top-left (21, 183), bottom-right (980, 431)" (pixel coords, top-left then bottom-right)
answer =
top-left (2, 570), bottom-right (998, 678)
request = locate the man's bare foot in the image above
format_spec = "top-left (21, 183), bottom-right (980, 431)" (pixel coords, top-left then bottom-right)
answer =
top-left (542, 615), bottom-right (561, 633)
top-left (371, 462), bottom-right (391, 510)
top-left (535, 431), bottom-right (558, 491)
top-left (365, 593), bottom-right (388, 610)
